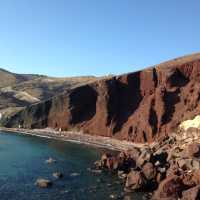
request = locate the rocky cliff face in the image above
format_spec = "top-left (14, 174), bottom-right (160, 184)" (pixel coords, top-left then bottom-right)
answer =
top-left (5, 53), bottom-right (200, 143)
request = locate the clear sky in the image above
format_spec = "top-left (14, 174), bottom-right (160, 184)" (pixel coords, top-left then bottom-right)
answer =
top-left (0, 0), bottom-right (200, 77)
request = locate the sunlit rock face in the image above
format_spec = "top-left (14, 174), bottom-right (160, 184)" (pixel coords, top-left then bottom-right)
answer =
top-left (179, 115), bottom-right (200, 131)
top-left (5, 53), bottom-right (200, 143)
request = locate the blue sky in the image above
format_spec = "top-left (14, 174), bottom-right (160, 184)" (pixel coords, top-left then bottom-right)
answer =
top-left (0, 0), bottom-right (200, 77)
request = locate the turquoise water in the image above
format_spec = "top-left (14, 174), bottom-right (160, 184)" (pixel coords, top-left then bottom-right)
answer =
top-left (0, 131), bottom-right (144, 200)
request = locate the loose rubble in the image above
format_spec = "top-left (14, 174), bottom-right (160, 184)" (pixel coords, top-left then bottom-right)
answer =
top-left (93, 127), bottom-right (200, 199)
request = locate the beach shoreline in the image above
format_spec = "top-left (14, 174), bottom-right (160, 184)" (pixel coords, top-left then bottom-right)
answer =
top-left (0, 127), bottom-right (147, 151)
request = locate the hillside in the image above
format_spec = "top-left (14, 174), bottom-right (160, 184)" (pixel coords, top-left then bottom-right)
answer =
top-left (0, 68), bottom-right (43, 88)
top-left (3, 53), bottom-right (200, 143)
top-left (0, 69), bottom-right (98, 119)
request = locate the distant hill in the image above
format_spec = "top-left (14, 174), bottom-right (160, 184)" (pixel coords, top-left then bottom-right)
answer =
top-left (0, 68), bottom-right (98, 119)
top-left (0, 68), bottom-right (43, 88)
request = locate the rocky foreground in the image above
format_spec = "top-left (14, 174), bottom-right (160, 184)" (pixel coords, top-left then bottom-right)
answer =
top-left (93, 127), bottom-right (200, 200)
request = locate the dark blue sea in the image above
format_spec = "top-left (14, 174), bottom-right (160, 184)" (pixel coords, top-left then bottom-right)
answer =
top-left (0, 131), bottom-right (144, 200)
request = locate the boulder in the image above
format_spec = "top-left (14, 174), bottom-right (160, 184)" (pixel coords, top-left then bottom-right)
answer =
top-left (45, 157), bottom-right (56, 164)
top-left (153, 149), bottom-right (168, 166)
top-left (136, 148), bottom-right (152, 168)
top-left (101, 153), bottom-right (111, 167)
top-left (112, 157), bottom-right (120, 170)
top-left (181, 173), bottom-right (196, 188)
top-left (167, 146), bottom-right (182, 162)
top-left (152, 175), bottom-right (183, 200)
top-left (70, 172), bottom-right (80, 177)
top-left (106, 157), bottom-right (115, 170)
top-left (94, 160), bottom-right (102, 169)
top-left (185, 143), bottom-right (200, 158)
top-left (181, 186), bottom-right (200, 200)
top-left (118, 170), bottom-right (127, 179)
top-left (53, 172), bottom-right (63, 179)
top-left (126, 148), bottom-right (140, 161)
top-left (35, 178), bottom-right (52, 188)
top-left (177, 158), bottom-right (200, 171)
top-left (192, 170), bottom-right (200, 185)
top-left (142, 162), bottom-right (156, 180)
top-left (177, 158), bottom-right (191, 170)
top-left (125, 170), bottom-right (145, 191)
top-left (166, 163), bottom-right (181, 176)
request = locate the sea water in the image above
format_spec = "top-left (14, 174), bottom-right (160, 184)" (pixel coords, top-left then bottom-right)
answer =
top-left (0, 131), bottom-right (144, 200)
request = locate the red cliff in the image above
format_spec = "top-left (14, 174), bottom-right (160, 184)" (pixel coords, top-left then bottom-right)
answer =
top-left (6, 53), bottom-right (200, 143)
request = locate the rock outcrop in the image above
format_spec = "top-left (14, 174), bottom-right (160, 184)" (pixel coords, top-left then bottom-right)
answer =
top-left (5, 53), bottom-right (200, 143)
top-left (92, 133), bottom-right (200, 199)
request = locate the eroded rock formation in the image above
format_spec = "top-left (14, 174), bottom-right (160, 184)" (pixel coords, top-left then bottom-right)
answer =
top-left (5, 53), bottom-right (200, 143)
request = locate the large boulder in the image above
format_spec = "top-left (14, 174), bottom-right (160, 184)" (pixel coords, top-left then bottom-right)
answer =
top-left (181, 172), bottom-right (196, 188)
top-left (101, 153), bottom-right (112, 168)
top-left (181, 186), bottom-right (200, 200)
top-left (166, 163), bottom-right (181, 176)
top-left (126, 148), bottom-right (141, 161)
top-left (152, 175), bottom-right (184, 200)
top-left (191, 170), bottom-right (200, 185)
top-left (125, 170), bottom-right (145, 191)
top-left (136, 148), bottom-right (152, 168)
top-left (185, 143), bottom-right (200, 158)
top-left (177, 158), bottom-right (200, 171)
top-left (142, 162), bottom-right (156, 180)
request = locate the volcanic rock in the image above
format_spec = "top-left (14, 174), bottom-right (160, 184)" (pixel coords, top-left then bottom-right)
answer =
top-left (35, 178), bottom-right (52, 188)
top-left (125, 170), bottom-right (145, 191)
top-left (185, 143), bottom-right (200, 158)
top-left (181, 185), bottom-right (200, 200)
top-left (45, 157), bottom-right (56, 164)
top-left (136, 148), bottom-right (152, 168)
top-left (6, 54), bottom-right (200, 143)
top-left (142, 162), bottom-right (156, 180)
top-left (152, 175), bottom-right (183, 200)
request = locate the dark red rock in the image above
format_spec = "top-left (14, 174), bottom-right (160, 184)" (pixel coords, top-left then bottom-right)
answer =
top-left (125, 170), bottom-right (145, 191)
top-left (166, 163), bottom-right (181, 176)
top-left (191, 170), bottom-right (200, 185)
top-left (126, 148), bottom-right (141, 161)
top-left (136, 148), bottom-right (152, 168)
top-left (181, 173), bottom-right (196, 188)
top-left (142, 162), bottom-right (156, 180)
top-left (185, 143), bottom-right (200, 158)
top-left (6, 54), bottom-right (200, 143)
top-left (181, 186), bottom-right (200, 200)
top-left (152, 175), bottom-right (184, 200)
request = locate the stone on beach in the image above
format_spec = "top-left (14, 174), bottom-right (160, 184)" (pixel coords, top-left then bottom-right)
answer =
top-left (45, 157), bottom-right (56, 164)
top-left (53, 172), bottom-right (63, 179)
top-left (35, 178), bottom-right (52, 188)
top-left (70, 172), bottom-right (80, 177)
top-left (152, 175), bottom-right (183, 200)
top-left (125, 170), bottom-right (145, 191)
top-left (136, 148), bottom-right (152, 168)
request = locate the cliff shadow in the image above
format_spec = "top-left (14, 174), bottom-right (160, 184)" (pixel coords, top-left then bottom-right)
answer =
top-left (113, 72), bottom-right (142, 134)
top-left (161, 88), bottom-right (180, 125)
top-left (69, 85), bottom-right (98, 124)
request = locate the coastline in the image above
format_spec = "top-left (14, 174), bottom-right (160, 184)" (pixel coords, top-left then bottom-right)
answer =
top-left (0, 127), bottom-right (147, 151)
